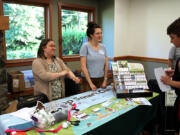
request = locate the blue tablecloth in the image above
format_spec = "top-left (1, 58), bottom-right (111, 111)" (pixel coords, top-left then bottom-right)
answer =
top-left (0, 86), bottom-right (159, 135)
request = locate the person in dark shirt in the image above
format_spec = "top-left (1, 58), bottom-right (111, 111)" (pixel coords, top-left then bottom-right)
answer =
top-left (161, 18), bottom-right (180, 135)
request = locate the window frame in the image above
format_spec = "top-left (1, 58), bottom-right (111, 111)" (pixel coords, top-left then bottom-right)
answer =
top-left (58, 2), bottom-right (95, 62)
top-left (1, 0), bottom-right (52, 68)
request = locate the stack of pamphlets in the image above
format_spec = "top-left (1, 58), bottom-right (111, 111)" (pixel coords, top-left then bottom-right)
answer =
top-left (111, 61), bottom-right (152, 98)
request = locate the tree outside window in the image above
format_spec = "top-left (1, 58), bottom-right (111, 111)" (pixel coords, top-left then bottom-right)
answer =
top-left (3, 3), bottom-right (45, 60)
top-left (62, 9), bottom-right (88, 56)
top-left (1, 0), bottom-right (52, 67)
top-left (59, 3), bottom-right (95, 61)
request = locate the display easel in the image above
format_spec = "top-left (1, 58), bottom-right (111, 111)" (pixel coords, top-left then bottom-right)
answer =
top-left (111, 61), bottom-right (152, 98)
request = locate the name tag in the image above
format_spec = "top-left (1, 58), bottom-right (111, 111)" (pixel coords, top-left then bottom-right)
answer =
top-left (98, 50), bottom-right (104, 55)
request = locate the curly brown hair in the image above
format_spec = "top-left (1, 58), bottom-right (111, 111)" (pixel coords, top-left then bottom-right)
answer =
top-left (37, 38), bottom-right (55, 58)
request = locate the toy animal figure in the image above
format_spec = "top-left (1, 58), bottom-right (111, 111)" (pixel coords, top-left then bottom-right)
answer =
top-left (31, 101), bottom-right (55, 129)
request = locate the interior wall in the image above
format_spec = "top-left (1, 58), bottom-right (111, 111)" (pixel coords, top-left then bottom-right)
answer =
top-left (128, 0), bottom-right (180, 59)
top-left (113, 0), bottom-right (177, 79)
top-left (98, 0), bottom-right (114, 58)
top-left (98, 0), bottom-right (172, 78)
top-left (114, 0), bottom-right (129, 57)
top-left (114, 0), bottom-right (180, 59)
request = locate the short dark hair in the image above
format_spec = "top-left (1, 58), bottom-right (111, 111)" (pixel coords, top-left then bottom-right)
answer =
top-left (37, 38), bottom-right (54, 58)
top-left (167, 18), bottom-right (180, 37)
top-left (86, 22), bottom-right (101, 38)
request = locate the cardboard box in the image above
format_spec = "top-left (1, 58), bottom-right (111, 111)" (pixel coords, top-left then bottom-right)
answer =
top-left (5, 100), bottom-right (18, 113)
top-left (7, 71), bottom-right (25, 93)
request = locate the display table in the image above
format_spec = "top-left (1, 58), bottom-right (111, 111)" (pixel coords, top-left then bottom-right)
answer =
top-left (0, 86), bottom-right (160, 135)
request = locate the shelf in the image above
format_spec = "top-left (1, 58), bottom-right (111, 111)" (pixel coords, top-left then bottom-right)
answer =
top-left (8, 87), bottom-right (34, 100)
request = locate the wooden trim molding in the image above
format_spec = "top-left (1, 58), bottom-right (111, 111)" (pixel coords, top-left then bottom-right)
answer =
top-left (8, 87), bottom-right (34, 100)
top-left (62, 55), bottom-right (80, 62)
top-left (6, 55), bottom-right (168, 67)
top-left (114, 56), bottom-right (168, 63)
top-left (0, 16), bottom-right (9, 30)
top-left (3, 0), bottom-right (51, 5)
top-left (0, 0), bottom-right (3, 15)
top-left (113, 56), bottom-right (128, 61)
top-left (5, 59), bottom-right (33, 68)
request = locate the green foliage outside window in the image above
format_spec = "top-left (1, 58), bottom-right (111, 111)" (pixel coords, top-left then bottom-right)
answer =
top-left (62, 9), bottom-right (88, 56)
top-left (3, 3), bottom-right (45, 60)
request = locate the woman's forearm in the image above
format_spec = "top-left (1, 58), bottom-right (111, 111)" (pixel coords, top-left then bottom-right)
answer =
top-left (67, 70), bottom-right (76, 79)
top-left (49, 70), bottom-right (68, 80)
top-left (81, 66), bottom-right (93, 85)
top-left (80, 57), bottom-right (93, 85)
top-left (104, 57), bottom-right (108, 81)
top-left (168, 80), bottom-right (180, 89)
top-left (168, 59), bottom-right (173, 68)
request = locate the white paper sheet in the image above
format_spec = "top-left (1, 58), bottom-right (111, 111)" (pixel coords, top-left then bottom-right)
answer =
top-left (154, 67), bottom-right (171, 92)
top-left (131, 97), bottom-right (152, 106)
top-left (165, 90), bottom-right (177, 106)
top-left (10, 107), bottom-right (34, 121)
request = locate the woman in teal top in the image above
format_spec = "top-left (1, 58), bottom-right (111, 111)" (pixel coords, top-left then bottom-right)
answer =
top-left (80, 22), bottom-right (108, 92)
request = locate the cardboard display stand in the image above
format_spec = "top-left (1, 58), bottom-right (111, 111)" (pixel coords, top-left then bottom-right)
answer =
top-left (111, 61), bottom-right (152, 98)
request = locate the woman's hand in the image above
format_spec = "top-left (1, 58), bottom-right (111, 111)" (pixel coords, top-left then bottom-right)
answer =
top-left (160, 75), bottom-right (172, 85)
top-left (90, 83), bottom-right (97, 91)
top-left (164, 68), bottom-right (174, 77)
top-left (72, 77), bottom-right (80, 84)
top-left (101, 80), bottom-right (107, 88)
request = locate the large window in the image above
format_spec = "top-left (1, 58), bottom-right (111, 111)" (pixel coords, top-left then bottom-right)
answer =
top-left (2, 0), bottom-right (52, 67)
top-left (4, 3), bottom-right (45, 60)
top-left (59, 3), bottom-right (95, 61)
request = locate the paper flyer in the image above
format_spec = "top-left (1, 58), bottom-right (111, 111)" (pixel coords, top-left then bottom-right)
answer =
top-left (154, 67), bottom-right (171, 92)
top-left (111, 61), bottom-right (149, 91)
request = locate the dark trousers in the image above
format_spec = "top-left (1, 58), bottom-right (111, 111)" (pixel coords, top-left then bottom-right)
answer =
top-left (148, 79), bottom-right (180, 134)
top-left (174, 97), bottom-right (180, 133)
top-left (145, 79), bottom-right (165, 134)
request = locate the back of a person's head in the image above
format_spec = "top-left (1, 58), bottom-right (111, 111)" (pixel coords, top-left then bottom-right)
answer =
top-left (86, 22), bottom-right (101, 38)
top-left (167, 18), bottom-right (180, 37)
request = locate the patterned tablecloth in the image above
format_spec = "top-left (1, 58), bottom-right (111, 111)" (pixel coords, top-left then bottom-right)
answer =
top-left (0, 85), bottom-right (158, 135)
